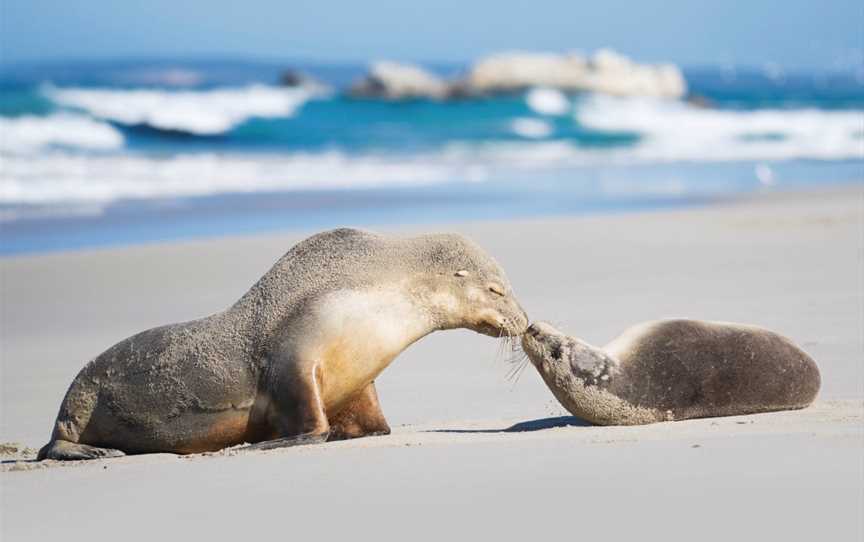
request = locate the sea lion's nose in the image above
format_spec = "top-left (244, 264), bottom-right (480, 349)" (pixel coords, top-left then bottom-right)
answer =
top-left (525, 321), bottom-right (557, 337)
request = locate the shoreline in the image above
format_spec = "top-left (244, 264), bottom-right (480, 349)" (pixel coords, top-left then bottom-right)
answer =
top-left (3, 168), bottom-right (862, 256)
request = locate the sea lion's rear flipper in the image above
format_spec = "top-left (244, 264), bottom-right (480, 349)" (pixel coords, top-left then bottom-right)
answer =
top-left (243, 432), bottom-right (330, 452)
top-left (37, 440), bottom-right (125, 461)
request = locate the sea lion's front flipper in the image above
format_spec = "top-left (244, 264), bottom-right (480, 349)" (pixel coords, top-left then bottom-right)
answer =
top-left (328, 381), bottom-right (391, 441)
top-left (37, 440), bottom-right (125, 461)
top-left (255, 359), bottom-right (331, 449)
top-left (242, 431), bottom-right (330, 451)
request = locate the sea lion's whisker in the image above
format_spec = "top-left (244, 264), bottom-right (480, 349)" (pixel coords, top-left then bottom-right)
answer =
top-left (504, 347), bottom-right (524, 365)
top-left (501, 330), bottom-right (511, 357)
top-left (502, 336), bottom-right (512, 359)
top-left (504, 346), bottom-right (530, 383)
top-left (505, 361), bottom-right (523, 382)
top-left (495, 328), bottom-right (509, 362)
top-left (513, 359), bottom-right (528, 388)
top-left (507, 356), bottom-right (531, 388)
top-left (504, 345), bottom-right (521, 370)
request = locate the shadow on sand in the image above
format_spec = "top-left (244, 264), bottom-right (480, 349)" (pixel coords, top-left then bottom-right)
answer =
top-left (426, 415), bottom-right (592, 434)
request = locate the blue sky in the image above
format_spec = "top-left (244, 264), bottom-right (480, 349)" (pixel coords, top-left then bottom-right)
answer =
top-left (2, 0), bottom-right (862, 70)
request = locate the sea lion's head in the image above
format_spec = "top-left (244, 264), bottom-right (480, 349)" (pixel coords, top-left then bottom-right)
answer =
top-left (520, 321), bottom-right (570, 371)
top-left (411, 233), bottom-right (528, 338)
top-left (521, 321), bottom-right (617, 385)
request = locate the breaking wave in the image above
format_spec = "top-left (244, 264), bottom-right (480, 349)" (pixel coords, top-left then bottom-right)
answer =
top-left (0, 151), bottom-right (463, 205)
top-left (510, 117), bottom-right (554, 139)
top-left (525, 88), bottom-right (570, 115)
top-left (576, 95), bottom-right (864, 161)
top-left (2, 88), bottom-right (862, 212)
top-left (42, 84), bottom-right (324, 135)
top-left (3, 130), bottom-right (863, 208)
top-left (0, 114), bottom-right (125, 153)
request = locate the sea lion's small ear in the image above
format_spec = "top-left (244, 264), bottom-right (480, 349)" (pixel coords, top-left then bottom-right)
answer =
top-left (455, 270), bottom-right (470, 277)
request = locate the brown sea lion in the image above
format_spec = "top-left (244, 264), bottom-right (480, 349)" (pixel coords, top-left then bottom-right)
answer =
top-left (38, 228), bottom-right (528, 460)
top-left (521, 319), bottom-right (820, 425)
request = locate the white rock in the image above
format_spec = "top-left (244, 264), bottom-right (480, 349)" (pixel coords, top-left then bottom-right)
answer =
top-left (468, 52), bottom-right (589, 92)
top-left (348, 61), bottom-right (450, 100)
top-left (466, 50), bottom-right (687, 99)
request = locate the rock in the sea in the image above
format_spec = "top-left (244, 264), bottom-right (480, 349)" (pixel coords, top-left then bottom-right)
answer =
top-left (348, 61), bottom-right (451, 100)
top-left (279, 70), bottom-right (309, 87)
top-left (344, 50), bottom-right (687, 101)
top-left (278, 69), bottom-right (328, 92)
top-left (466, 49), bottom-right (687, 99)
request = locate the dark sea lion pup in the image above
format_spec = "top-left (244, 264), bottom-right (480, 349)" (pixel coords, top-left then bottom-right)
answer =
top-left (521, 319), bottom-right (820, 425)
top-left (38, 228), bottom-right (528, 460)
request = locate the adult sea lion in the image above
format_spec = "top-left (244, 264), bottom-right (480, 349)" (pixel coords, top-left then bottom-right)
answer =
top-left (521, 319), bottom-right (820, 425)
top-left (38, 228), bottom-right (528, 460)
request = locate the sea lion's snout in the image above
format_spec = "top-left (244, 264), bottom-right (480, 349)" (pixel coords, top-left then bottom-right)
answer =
top-left (522, 322), bottom-right (541, 346)
top-left (468, 283), bottom-right (529, 337)
top-left (522, 321), bottom-right (574, 371)
top-left (501, 300), bottom-right (529, 336)
top-left (524, 321), bottom-right (559, 339)
top-left (487, 281), bottom-right (529, 334)
top-left (473, 305), bottom-right (527, 337)
top-left (512, 302), bottom-right (530, 335)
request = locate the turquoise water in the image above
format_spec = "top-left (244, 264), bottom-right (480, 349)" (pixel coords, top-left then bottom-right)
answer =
top-left (1, 60), bottom-right (862, 254)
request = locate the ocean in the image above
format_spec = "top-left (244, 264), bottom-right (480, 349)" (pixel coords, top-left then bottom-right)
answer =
top-left (1, 59), bottom-right (862, 254)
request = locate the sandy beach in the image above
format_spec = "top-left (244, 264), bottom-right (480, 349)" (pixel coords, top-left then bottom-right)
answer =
top-left (1, 185), bottom-right (862, 541)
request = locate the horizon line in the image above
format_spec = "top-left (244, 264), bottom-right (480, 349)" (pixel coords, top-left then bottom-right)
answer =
top-left (2, 53), bottom-right (862, 77)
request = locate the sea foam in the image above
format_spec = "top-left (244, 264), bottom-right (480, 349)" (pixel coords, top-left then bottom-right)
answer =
top-left (510, 117), bottom-right (554, 138)
top-left (525, 88), bottom-right (570, 115)
top-left (42, 84), bottom-right (323, 135)
top-left (576, 95), bottom-right (864, 161)
top-left (0, 114), bottom-right (125, 153)
top-left (0, 151), bottom-right (457, 205)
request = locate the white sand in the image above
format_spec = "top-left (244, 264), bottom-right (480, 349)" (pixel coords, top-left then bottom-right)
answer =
top-left (2, 186), bottom-right (862, 541)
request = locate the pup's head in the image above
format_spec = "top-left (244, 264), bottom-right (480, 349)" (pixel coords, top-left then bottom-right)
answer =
top-left (521, 321), bottom-right (617, 385)
top-left (521, 321), bottom-right (571, 369)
